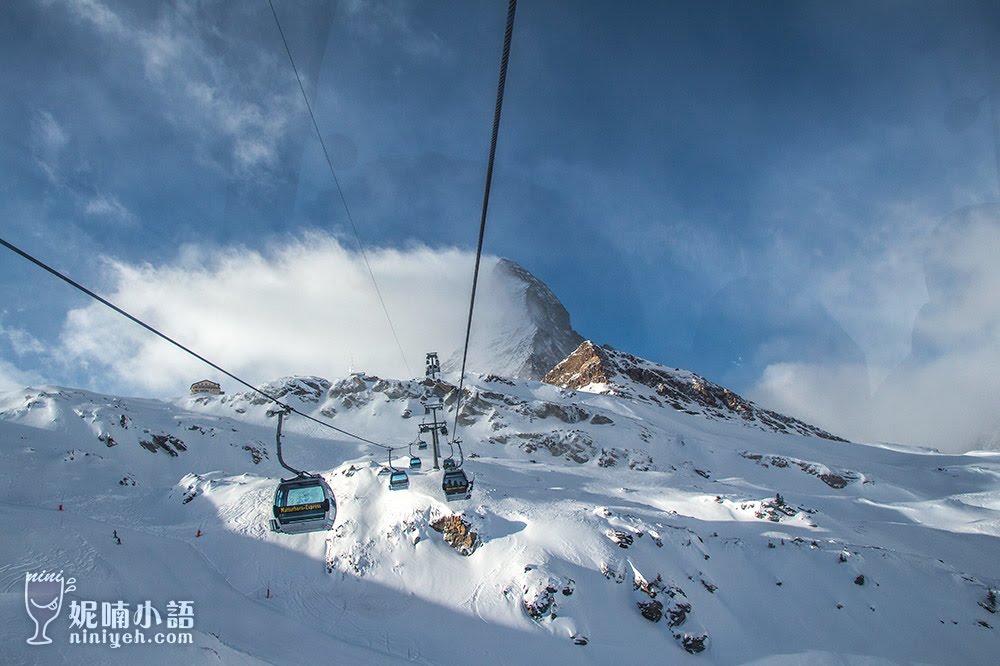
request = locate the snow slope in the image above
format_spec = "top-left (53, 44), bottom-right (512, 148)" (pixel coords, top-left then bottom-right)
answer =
top-left (1, 369), bottom-right (998, 664)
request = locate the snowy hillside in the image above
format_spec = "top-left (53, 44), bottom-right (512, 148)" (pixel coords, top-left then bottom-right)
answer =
top-left (1, 365), bottom-right (999, 664)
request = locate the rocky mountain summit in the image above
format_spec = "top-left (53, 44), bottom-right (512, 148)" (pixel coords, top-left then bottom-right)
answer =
top-left (444, 261), bottom-right (840, 444)
top-left (446, 258), bottom-right (584, 380)
top-left (544, 341), bottom-right (845, 441)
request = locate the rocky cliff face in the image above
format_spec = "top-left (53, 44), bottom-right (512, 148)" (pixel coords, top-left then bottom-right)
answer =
top-left (544, 341), bottom-right (846, 441)
top-left (446, 258), bottom-right (584, 380)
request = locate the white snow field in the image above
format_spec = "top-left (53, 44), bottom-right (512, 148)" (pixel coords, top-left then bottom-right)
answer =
top-left (1, 370), bottom-right (998, 665)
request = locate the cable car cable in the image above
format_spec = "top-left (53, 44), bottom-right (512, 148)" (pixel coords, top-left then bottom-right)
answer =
top-left (0, 236), bottom-right (393, 451)
top-left (267, 0), bottom-right (413, 379)
top-left (269, 405), bottom-right (303, 476)
top-left (451, 0), bottom-right (518, 440)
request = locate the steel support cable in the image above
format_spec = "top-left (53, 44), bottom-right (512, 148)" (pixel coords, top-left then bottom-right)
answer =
top-left (451, 0), bottom-right (518, 439)
top-left (267, 0), bottom-right (413, 378)
top-left (0, 237), bottom-right (393, 451)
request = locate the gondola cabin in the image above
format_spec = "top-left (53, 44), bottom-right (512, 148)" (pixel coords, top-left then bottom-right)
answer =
top-left (442, 469), bottom-right (472, 501)
top-left (389, 470), bottom-right (410, 491)
top-left (409, 456), bottom-right (422, 470)
top-left (270, 475), bottom-right (336, 535)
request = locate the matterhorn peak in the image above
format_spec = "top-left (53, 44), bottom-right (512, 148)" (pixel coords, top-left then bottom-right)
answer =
top-left (445, 258), bottom-right (583, 380)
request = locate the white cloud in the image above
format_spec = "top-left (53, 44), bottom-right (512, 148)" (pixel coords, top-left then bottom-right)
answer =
top-left (63, 0), bottom-right (127, 35)
top-left (30, 110), bottom-right (69, 183)
top-left (0, 358), bottom-right (44, 392)
top-left (751, 204), bottom-right (1000, 453)
top-left (29, 108), bottom-right (137, 225)
top-left (57, 0), bottom-right (297, 178)
top-left (808, 200), bottom-right (935, 376)
top-left (0, 324), bottom-right (47, 356)
top-left (342, 0), bottom-right (448, 59)
top-left (84, 194), bottom-right (135, 225)
top-left (751, 362), bottom-right (879, 443)
top-left (57, 236), bottom-right (513, 395)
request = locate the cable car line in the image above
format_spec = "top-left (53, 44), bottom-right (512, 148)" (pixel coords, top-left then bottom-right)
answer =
top-left (0, 237), bottom-right (393, 451)
top-left (269, 404), bottom-right (338, 534)
top-left (408, 439), bottom-right (422, 470)
top-left (425, 0), bottom-right (516, 504)
top-left (267, 0), bottom-right (413, 379)
top-left (387, 448), bottom-right (410, 491)
top-left (6, 0), bottom-right (518, 519)
top-left (451, 0), bottom-right (518, 440)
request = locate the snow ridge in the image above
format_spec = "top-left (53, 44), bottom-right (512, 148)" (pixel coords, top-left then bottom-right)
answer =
top-left (544, 341), bottom-right (846, 441)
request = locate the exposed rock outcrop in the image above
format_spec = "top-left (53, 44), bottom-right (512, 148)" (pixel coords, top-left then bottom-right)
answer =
top-left (430, 515), bottom-right (480, 556)
top-left (544, 341), bottom-right (845, 441)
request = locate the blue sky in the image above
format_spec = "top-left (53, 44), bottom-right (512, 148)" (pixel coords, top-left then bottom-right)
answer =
top-left (3, 0), bottom-right (1000, 449)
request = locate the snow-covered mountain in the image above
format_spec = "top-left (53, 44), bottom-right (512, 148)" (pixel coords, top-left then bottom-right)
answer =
top-left (446, 258), bottom-right (584, 380)
top-left (1, 363), bottom-right (998, 664)
top-left (544, 341), bottom-right (845, 441)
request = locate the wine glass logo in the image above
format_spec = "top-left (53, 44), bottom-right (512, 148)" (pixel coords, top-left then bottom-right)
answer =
top-left (24, 570), bottom-right (76, 646)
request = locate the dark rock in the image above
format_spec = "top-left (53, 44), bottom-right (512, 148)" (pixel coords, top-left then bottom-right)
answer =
top-left (638, 600), bottom-right (663, 622)
top-left (980, 588), bottom-right (998, 614)
top-left (664, 587), bottom-right (692, 627)
top-left (527, 401), bottom-right (589, 423)
top-left (677, 633), bottom-right (708, 654)
top-left (242, 443), bottom-right (267, 464)
top-left (819, 473), bottom-right (847, 488)
top-left (500, 430), bottom-right (596, 464)
top-left (608, 530), bottom-right (634, 549)
top-left (520, 573), bottom-right (569, 623)
top-left (634, 573), bottom-right (666, 599)
top-left (741, 451), bottom-right (859, 488)
top-left (139, 433), bottom-right (185, 456)
top-left (597, 449), bottom-right (619, 468)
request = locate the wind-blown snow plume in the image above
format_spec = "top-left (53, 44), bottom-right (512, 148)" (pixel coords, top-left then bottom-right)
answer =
top-left (56, 235), bottom-right (578, 395)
